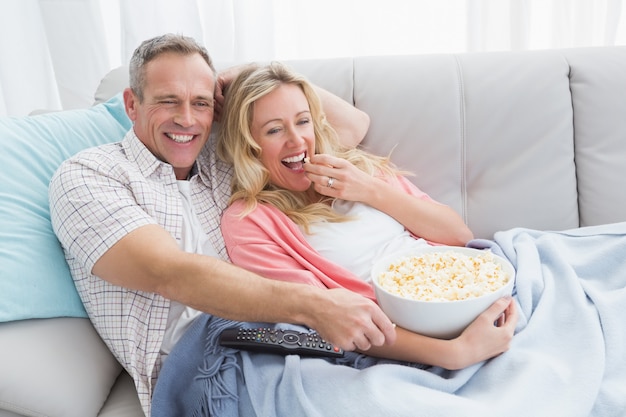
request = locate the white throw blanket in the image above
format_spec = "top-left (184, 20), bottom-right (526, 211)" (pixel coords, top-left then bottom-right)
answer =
top-left (152, 222), bottom-right (626, 417)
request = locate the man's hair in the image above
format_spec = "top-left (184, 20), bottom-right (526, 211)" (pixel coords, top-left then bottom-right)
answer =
top-left (128, 33), bottom-right (216, 101)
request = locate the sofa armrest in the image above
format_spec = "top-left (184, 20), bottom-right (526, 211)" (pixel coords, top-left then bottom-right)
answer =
top-left (0, 318), bottom-right (122, 417)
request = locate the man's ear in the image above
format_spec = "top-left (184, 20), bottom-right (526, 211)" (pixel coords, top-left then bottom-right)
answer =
top-left (123, 88), bottom-right (138, 122)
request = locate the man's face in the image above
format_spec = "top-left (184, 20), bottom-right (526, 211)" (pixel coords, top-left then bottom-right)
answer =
top-left (124, 52), bottom-right (216, 180)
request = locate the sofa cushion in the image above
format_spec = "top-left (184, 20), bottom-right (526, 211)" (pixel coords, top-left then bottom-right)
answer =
top-left (355, 51), bottom-right (580, 238)
top-left (94, 66), bottom-right (129, 105)
top-left (0, 318), bottom-right (123, 417)
top-left (0, 94), bottom-right (131, 322)
top-left (97, 372), bottom-right (144, 417)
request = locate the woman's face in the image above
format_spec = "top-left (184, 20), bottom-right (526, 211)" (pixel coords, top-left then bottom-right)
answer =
top-left (250, 83), bottom-right (316, 191)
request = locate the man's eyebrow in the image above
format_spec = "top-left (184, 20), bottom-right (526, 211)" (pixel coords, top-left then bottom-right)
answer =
top-left (153, 94), bottom-right (178, 100)
top-left (153, 93), bottom-right (214, 105)
top-left (195, 94), bottom-right (214, 102)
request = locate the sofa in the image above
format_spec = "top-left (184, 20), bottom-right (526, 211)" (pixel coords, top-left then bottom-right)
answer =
top-left (1, 46), bottom-right (625, 416)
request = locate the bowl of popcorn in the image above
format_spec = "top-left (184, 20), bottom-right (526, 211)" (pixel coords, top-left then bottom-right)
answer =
top-left (371, 246), bottom-right (515, 340)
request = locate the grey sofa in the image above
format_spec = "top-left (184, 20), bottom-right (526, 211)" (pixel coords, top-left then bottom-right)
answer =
top-left (1, 46), bottom-right (625, 416)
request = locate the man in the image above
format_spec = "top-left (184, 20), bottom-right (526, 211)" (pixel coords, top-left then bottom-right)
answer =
top-left (49, 33), bottom-right (395, 415)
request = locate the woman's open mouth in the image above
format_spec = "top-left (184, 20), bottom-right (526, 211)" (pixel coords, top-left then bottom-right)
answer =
top-left (281, 151), bottom-right (306, 170)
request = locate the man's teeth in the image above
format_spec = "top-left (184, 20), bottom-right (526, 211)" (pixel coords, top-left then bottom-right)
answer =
top-left (167, 133), bottom-right (194, 143)
top-left (281, 152), bottom-right (306, 163)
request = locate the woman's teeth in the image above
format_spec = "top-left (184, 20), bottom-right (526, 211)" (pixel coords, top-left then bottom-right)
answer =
top-left (281, 152), bottom-right (306, 164)
top-left (281, 152), bottom-right (306, 169)
top-left (167, 133), bottom-right (194, 143)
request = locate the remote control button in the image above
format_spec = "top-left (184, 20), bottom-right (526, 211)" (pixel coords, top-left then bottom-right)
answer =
top-left (219, 327), bottom-right (344, 358)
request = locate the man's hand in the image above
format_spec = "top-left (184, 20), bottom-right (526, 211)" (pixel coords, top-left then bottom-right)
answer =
top-left (214, 64), bottom-right (252, 122)
top-left (305, 288), bottom-right (397, 352)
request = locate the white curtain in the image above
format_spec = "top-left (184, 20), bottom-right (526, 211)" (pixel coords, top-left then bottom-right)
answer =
top-left (1, 0), bottom-right (625, 117)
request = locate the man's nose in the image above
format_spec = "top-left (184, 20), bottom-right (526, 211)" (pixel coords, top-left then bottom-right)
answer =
top-left (174, 103), bottom-right (194, 127)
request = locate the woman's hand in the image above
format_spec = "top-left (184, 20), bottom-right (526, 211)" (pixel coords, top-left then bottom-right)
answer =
top-left (304, 153), bottom-right (383, 204)
top-left (445, 297), bottom-right (518, 370)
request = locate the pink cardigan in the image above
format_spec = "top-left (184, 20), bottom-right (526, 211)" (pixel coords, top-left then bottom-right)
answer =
top-left (220, 176), bottom-right (432, 302)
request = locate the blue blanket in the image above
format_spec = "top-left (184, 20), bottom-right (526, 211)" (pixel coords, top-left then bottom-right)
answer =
top-left (152, 223), bottom-right (626, 417)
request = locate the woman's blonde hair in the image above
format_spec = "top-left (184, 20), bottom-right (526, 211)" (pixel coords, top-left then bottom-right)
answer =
top-left (216, 62), bottom-right (402, 231)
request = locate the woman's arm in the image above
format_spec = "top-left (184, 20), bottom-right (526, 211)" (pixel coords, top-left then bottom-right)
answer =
top-left (364, 297), bottom-right (517, 369)
top-left (366, 175), bottom-right (473, 246)
top-left (304, 154), bottom-right (474, 246)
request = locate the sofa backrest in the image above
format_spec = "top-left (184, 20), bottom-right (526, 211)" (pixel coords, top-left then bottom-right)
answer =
top-left (95, 47), bottom-right (626, 239)
top-left (288, 48), bottom-right (626, 238)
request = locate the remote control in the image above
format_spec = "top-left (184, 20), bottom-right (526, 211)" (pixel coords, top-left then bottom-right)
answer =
top-left (219, 327), bottom-right (344, 358)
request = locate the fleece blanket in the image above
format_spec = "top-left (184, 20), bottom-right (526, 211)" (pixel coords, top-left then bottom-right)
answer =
top-left (152, 223), bottom-right (626, 417)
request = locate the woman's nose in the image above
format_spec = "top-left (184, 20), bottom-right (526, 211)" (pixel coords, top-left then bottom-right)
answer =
top-left (286, 126), bottom-right (305, 145)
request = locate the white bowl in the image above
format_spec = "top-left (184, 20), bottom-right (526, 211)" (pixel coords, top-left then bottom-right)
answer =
top-left (371, 246), bottom-right (515, 340)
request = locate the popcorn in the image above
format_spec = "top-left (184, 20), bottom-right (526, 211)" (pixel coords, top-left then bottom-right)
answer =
top-left (377, 250), bottom-right (509, 302)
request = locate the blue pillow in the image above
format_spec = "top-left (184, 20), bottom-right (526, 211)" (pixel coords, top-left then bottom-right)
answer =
top-left (0, 94), bottom-right (131, 322)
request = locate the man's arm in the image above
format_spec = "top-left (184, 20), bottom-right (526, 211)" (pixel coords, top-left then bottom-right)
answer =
top-left (312, 85), bottom-right (370, 148)
top-left (214, 64), bottom-right (370, 147)
top-left (92, 224), bottom-right (395, 351)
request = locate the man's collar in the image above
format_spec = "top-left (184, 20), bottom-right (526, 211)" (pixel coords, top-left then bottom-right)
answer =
top-left (122, 129), bottom-right (175, 180)
top-left (122, 129), bottom-right (205, 182)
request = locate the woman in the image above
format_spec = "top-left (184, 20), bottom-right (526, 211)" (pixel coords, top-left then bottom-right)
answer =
top-left (216, 62), bottom-right (517, 370)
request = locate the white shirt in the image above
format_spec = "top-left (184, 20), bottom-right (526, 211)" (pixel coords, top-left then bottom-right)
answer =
top-left (159, 180), bottom-right (215, 360)
top-left (303, 200), bottom-right (428, 282)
